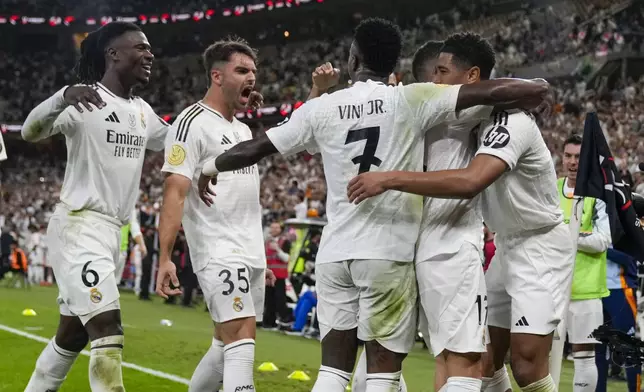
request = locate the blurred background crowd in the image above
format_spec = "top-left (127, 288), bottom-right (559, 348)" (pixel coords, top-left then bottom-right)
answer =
top-left (0, 0), bottom-right (643, 333)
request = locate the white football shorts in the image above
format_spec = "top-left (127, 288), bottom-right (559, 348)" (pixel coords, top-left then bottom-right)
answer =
top-left (486, 222), bottom-right (574, 335)
top-left (567, 298), bottom-right (603, 344)
top-left (316, 259), bottom-right (418, 354)
top-left (417, 242), bottom-right (487, 356)
top-left (47, 205), bottom-right (121, 323)
top-left (197, 257), bottom-right (266, 323)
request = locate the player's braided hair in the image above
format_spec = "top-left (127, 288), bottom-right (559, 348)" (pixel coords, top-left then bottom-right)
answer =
top-left (75, 22), bottom-right (142, 84)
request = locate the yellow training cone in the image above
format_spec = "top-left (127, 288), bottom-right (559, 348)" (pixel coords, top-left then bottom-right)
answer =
top-left (287, 370), bottom-right (311, 381)
top-left (22, 309), bottom-right (37, 316)
top-left (258, 362), bottom-right (279, 372)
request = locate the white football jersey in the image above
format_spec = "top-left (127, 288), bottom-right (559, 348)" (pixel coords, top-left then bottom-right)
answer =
top-left (161, 102), bottom-right (265, 271)
top-left (266, 80), bottom-right (462, 264)
top-left (416, 106), bottom-right (492, 262)
top-left (45, 83), bottom-right (168, 224)
top-left (475, 110), bottom-right (563, 235)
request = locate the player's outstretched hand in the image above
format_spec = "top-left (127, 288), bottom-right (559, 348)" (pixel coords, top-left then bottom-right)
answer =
top-left (63, 85), bottom-right (106, 113)
top-left (248, 91), bottom-right (264, 111)
top-left (155, 259), bottom-right (182, 299)
top-left (312, 62), bottom-right (340, 92)
top-left (139, 243), bottom-right (148, 259)
top-left (197, 173), bottom-right (218, 207)
top-left (347, 172), bottom-right (391, 204)
top-left (265, 269), bottom-right (277, 287)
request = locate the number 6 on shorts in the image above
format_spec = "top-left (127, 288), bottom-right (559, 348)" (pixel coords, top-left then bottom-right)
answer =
top-left (218, 267), bottom-right (250, 295)
top-left (82, 261), bottom-right (99, 288)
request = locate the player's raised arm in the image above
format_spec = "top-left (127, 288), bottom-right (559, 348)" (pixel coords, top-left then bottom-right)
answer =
top-left (307, 62), bottom-right (341, 101)
top-left (22, 85), bottom-right (105, 142)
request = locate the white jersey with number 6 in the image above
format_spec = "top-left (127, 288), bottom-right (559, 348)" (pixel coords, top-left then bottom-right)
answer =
top-left (266, 80), bottom-right (462, 264)
top-left (476, 110), bottom-right (563, 235)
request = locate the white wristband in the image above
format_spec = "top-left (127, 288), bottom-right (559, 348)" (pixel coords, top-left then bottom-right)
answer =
top-left (202, 158), bottom-right (220, 176)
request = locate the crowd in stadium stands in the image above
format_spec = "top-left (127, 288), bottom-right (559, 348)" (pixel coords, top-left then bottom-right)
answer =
top-left (2, 0), bottom-right (644, 240)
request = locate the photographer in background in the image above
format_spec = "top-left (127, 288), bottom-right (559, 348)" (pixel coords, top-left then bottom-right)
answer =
top-left (595, 192), bottom-right (644, 392)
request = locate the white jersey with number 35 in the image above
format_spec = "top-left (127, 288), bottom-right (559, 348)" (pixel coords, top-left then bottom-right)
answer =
top-left (476, 110), bottom-right (563, 235)
top-left (266, 80), bottom-right (462, 264)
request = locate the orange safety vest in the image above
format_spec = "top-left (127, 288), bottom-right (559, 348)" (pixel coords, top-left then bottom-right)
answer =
top-left (10, 248), bottom-right (27, 271)
top-left (266, 237), bottom-right (288, 279)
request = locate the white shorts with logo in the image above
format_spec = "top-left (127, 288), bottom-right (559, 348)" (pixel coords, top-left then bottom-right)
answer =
top-left (567, 298), bottom-right (603, 344)
top-left (196, 258), bottom-right (266, 323)
top-left (486, 223), bottom-right (574, 335)
top-left (47, 205), bottom-right (122, 321)
top-left (417, 242), bottom-right (487, 356)
top-left (316, 260), bottom-right (418, 354)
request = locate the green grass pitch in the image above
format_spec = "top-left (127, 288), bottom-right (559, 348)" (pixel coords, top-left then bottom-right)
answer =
top-left (0, 286), bottom-right (627, 391)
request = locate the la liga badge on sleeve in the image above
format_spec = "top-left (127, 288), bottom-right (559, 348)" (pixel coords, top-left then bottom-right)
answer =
top-left (167, 144), bottom-right (186, 166)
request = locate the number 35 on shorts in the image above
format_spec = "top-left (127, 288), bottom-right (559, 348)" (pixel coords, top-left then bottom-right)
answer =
top-left (218, 267), bottom-right (250, 296)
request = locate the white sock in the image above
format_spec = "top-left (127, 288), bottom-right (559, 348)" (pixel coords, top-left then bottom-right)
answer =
top-left (89, 335), bottom-right (125, 392)
top-left (222, 339), bottom-right (255, 392)
top-left (352, 350), bottom-right (408, 392)
top-left (313, 365), bottom-right (351, 392)
top-left (366, 371), bottom-right (401, 392)
top-left (522, 374), bottom-right (556, 392)
top-left (444, 376), bottom-right (482, 391)
top-left (573, 352), bottom-right (597, 392)
top-left (352, 349), bottom-right (367, 392)
top-left (25, 338), bottom-right (80, 391)
top-left (189, 338), bottom-right (225, 392)
top-left (484, 366), bottom-right (512, 392)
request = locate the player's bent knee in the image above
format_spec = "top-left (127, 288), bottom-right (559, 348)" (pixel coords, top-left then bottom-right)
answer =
top-left (443, 350), bottom-right (482, 378)
top-left (364, 340), bottom-right (406, 373)
top-left (55, 315), bottom-right (89, 352)
top-left (83, 301), bottom-right (123, 340)
top-left (216, 316), bottom-right (256, 344)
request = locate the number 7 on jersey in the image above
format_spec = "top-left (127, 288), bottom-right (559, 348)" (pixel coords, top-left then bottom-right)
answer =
top-left (344, 126), bottom-right (382, 173)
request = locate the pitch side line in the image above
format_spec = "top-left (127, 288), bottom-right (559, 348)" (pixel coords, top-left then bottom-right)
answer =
top-left (0, 323), bottom-right (190, 385)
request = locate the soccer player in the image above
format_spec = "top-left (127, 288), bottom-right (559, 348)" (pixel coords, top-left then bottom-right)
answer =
top-left (347, 47), bottom-right (574, 392)
top-left (21, 22), bottom-right (168, 392)
top-left (155, 38), bottom-right (273, 392)
top-left (559, 134), bottom-right (611, 392)
top-left (198, 18), bottom-right (549, 392)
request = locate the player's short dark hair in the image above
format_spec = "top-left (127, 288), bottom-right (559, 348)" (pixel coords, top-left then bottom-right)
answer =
top-left (75, 21), bottom-right (142, 84)
top-left (202, 37), bottom-right (257, 84)
top-left (411, 40), bottom-right (443, 81)
top-left (563, 134), bottom-right (583, 149)
top-left (441, 32), bottom-right (496, 80)
top-left (353, 18), bottom-right (402, 76)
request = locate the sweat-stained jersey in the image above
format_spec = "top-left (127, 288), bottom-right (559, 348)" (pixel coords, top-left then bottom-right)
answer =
top-left (266, 80), bottom-right (463, 264)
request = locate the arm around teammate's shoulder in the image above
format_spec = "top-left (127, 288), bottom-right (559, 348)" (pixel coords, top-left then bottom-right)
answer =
top-left (347, 154), bottom-right (507, 203)
top-left (22, 85), bottom-right (105, 142)
top-left (456, 78), bottom-right (549, 112)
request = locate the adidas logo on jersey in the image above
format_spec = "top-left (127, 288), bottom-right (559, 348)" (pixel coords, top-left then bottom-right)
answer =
top-left (587, 332), bottom-right (595, 339)
top-left (221, 135), bottom-right (233, 145)
top-left (514, 316), bottom-right (529, 327)
top-left (105, 112), bottom-right (120, 123)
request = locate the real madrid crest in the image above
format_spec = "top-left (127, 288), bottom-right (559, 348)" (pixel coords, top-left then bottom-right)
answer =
top-left (140, 111), bottom-right (147, 129)
top-left (233, 131), bottom-right (242, 143)
top-left (128, 113), bottom-right (136, 129)
top-left (233, 296), bottom-right (244, 312)
top-left (90, 288), bottom-right (103, 304)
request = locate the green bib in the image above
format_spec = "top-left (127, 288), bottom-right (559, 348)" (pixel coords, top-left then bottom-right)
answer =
top-left (557, 178), bottom-right (609, 300)
top-left (120, 224), bottom-right (131, 253)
